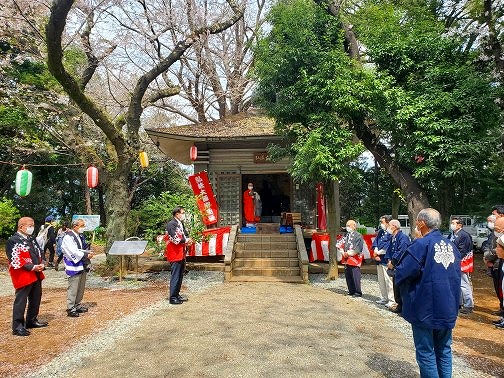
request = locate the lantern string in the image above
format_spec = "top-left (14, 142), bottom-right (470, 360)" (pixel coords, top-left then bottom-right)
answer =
top-left (0, 160), bottom-right (96, 167)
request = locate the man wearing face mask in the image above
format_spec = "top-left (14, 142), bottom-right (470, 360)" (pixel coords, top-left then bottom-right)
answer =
top-left (5, 217), bottom-right (48, 336)
top-left (371, 215), bottom-right (392, 306)
top-left (395, 208), bottom-right (461, 378)
top-left (449, 217), bottom-right (474, 315)
top-left (165, 206), bottom-right (193, 305)
top-left (487, 215), bottom-right (504, 316)
top-left (339, 220), bottom-right (364, 297)
top-left (385, 219), bottom-right (410, 313)
top-left (61, 218), bottom-right (94, 317)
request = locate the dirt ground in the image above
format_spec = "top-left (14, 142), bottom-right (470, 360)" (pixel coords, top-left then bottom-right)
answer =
top-left (0, 249), bottom-right (503, 377)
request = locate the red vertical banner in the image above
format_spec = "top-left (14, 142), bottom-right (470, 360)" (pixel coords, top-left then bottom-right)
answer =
top-left (316, 183), bottom-right (327, 231)
top-left (188, 171), bottom-right (219, 226)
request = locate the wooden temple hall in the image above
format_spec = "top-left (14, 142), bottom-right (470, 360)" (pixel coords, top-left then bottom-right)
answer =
top-left (145, 111), bottom-right (319, 282)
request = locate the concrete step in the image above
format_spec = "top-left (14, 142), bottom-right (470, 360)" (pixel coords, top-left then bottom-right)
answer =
top-left (234, 249), bottom-right (298, 258)
top-left (232, 257), bottom-right (299, 268)
top-left (232, 266), bottom-right (301, 277)
top-left (228, 275), bottom-right (304, 283)
top-left (237, 234), bottom-right (296, 243)
top-left (235, 241), bottom-right (298, 251)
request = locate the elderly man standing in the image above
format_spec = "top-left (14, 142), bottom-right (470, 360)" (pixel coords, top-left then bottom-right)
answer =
top-left (371, 215), bottom-right (392, 305)
top-left (385, 219), bottom-right (410, 314)
top-left (61, 218), bottom-right (94, 317)
top-left (395, 208), bottom-right (461, 378)
top-left (339, 219), bottom-right (364, 297)
top-left (5, 217), bottom-right (48, 336)
top-left (449, 217), bottom-right (474, 315)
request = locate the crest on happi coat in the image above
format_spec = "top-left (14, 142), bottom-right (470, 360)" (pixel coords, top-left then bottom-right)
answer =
top-left (433, 240), bottom-right (455, 269)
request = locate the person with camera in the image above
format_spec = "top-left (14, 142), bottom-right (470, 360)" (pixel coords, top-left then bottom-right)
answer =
top-left (61, 218), bottom-right (94, 317)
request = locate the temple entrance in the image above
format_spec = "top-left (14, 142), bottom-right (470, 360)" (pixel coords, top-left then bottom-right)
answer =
top-left (241, 173), bottom-right (291, 223)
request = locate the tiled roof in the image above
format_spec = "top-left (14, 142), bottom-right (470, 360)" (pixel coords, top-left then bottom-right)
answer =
top-left (146, 112), bottom-right (276, 139)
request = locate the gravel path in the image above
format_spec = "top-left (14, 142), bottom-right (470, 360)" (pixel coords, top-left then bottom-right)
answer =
top-left (23, 272), bottom-right (492, 378)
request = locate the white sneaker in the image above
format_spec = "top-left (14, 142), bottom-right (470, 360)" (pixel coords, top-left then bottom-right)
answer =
top-left (376, 299), bottom-right (387, 305)
top-left (386, 301), bottom-right (397, 308)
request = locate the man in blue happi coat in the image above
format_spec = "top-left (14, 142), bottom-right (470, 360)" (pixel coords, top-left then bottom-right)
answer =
top-left (395, 208), bottom-right (461, 378)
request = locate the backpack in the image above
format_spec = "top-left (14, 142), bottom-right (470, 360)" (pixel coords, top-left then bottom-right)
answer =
top-left (36, 224), bottom-right (50, 249)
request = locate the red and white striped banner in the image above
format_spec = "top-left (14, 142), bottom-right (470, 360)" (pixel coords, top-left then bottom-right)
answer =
top-left (309, 233), bottom-right (376, 262)
top-left (188, 226), bottom-right (231, 256)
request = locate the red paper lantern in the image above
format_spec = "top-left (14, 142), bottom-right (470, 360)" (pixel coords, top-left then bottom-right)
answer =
top-left (86, 166), bottom-right (99, 188)
top-left (190, 145), bottom-right (198, 161)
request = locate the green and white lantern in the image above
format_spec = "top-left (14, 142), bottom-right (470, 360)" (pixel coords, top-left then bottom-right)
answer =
top-left (15, 167), bottom-right (33, 197)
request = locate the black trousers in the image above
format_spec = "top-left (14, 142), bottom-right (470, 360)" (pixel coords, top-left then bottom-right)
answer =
top-left (491, 259), bottom-right (504, 309)
top-left (12, 279), bottom-right (42, 331)
top-left (169, 260), bottom-right (185, 300)
top-left (392, 275), bottom-right (403, 310)
top-left (344, 265), bottom-right (362, 296)
top-left (45, 243), bottom-right (55, 264)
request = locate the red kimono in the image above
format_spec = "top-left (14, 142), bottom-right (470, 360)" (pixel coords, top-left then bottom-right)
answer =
top-left (243, 189), bottom-right (260, 223)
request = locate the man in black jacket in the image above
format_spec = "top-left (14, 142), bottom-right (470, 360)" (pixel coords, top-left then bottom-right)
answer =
top-left (6, 217), bottom-right (48, 336)
top-left (449, 217), bottom-right (474, 314)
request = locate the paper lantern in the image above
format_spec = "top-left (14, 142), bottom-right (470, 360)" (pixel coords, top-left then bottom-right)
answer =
top-left (86, 166), bottom-right (99, 188)
top-left (15, 167), bottom-right (32, 197)
top-left (190, 145), bottom-right (198, 161)
top-left (139, 151), bottom-right (149, 168)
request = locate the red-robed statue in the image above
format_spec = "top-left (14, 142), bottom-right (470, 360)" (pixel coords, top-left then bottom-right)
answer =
top-left (243, 183), bottom-right (261, 225)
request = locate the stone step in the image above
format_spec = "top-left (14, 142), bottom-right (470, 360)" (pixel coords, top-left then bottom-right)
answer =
top-left (232, 266), bottom-right (301, 277)
top-left (228, 275), bottom-right (304, 283)
top-left (235, 241), bottom-right (298, 251)
top-left (237, 234), bottom-right (296, 243)
top-left (234, 249), bottom-right (298, 258)
top-left (232, 257), bottom-right (299, 269)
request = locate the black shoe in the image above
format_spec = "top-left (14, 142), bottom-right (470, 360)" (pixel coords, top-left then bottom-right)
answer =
top-left (76, 306), bottom-right (88, 313)
top-left (169, 298), bottom-right (183, 305)
top-left (13, 327), bottom-right (30, 336)
top-left (178, 295), bottom-right (188, 302)
top-left (495, 322), bottom-right (504, 329)
top-left (492, 318), bottom-right (504, 325)
top-left (459, 307), bottom-right (473, 315)
top-left (67, 309), bottom-right (80, 317)
top-left (352, 294), bottom-right (362, 298)
top-left (491, 309), bottom-right (504, 316)
top-left (26, 320), bottom-right (48, 328)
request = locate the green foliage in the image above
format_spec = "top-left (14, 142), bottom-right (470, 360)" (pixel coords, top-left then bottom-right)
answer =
top-left (255, 0), bottom-right (365, 184)
top-left (128, 191), bottom-right (205, 245)
top-left (63, 46), bottom-right (88, 76)
top-left (0, 197), bottom-right (20, 238)
top-left (352, 1), bottom-right (500, 182)
top-left (5, 60), bottom-right (58, 90)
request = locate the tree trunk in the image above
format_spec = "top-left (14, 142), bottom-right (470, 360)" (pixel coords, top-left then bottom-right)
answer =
top-left (326, 180), bottom-right (340, 280)
top-left (98, 184), bottom-right (106, 226)
top-left (84, 185), bottom-right (92, 215)
top-left (354, 121), bottom-right (430, 231)
top-left (104, 161), bottom-right (133, 255)
top-left (391, 191), bottom-right (400, 219)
